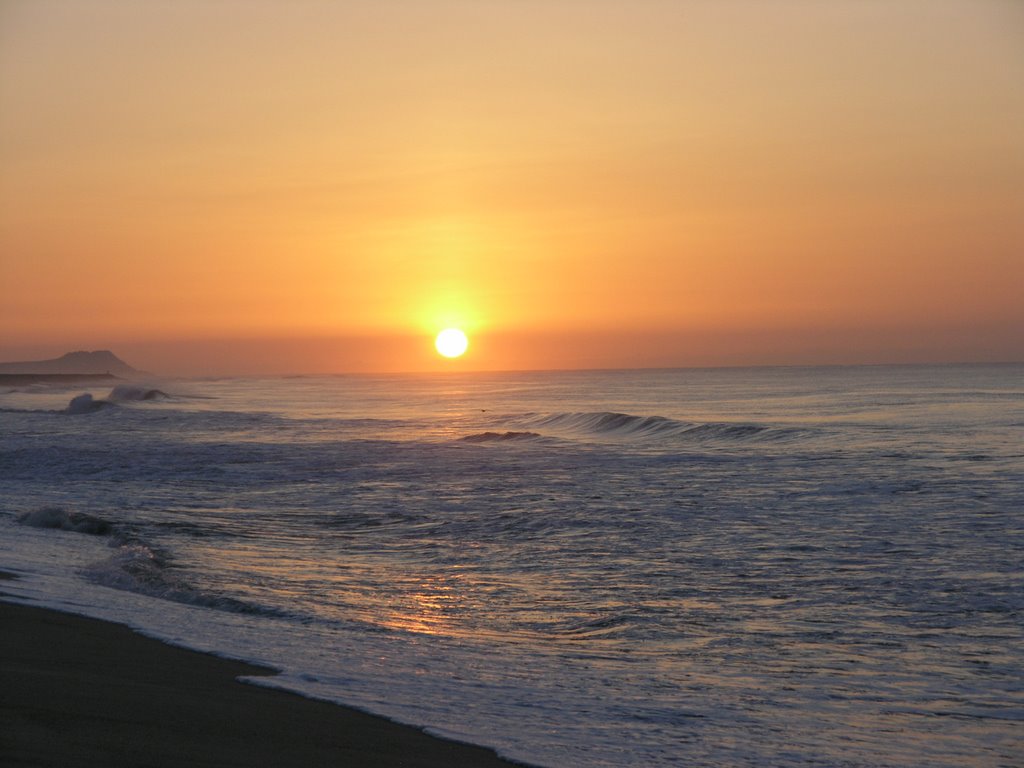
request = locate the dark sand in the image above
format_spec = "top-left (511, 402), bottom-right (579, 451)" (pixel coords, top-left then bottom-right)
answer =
top-left (0, 592), bottom-right (528, 767)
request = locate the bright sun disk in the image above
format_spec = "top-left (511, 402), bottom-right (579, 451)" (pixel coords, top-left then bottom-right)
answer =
top-left (435, 328), bottom-right (469, 358)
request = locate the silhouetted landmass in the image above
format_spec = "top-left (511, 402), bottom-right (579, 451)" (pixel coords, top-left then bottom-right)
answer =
top-left (0, 350), bottom-right (139, 376)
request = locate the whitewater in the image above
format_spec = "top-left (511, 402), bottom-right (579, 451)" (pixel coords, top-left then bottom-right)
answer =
top-left (1, 364), bottom-right (1022, 767)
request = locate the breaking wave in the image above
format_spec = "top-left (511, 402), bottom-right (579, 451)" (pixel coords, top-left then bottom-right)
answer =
top-left (108, 385), bottom-right (171, 402)
top-left (509, 411), bottom-right (800, 443)
top-left (16, 506), bottom-right (115, 535)
top-left (82, 539), bottom-right (284, 617)
top-left (461, 431), bottom-right (542, 443)
top-left (58, 386), bottom-right (173, 414)
top-left (66, 393), bottom-right (117, 415)
top-left (15, 505), bottom-right (283, 617)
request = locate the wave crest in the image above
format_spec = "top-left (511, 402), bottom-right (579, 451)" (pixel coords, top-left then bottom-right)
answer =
top-left (82, 539), bottom-right (283, 617)
top-left (15, 505), bottom-right (283, 617)
top-left (461, 431), bottom-right (542, 443)
top-left (66, 393), bottom-right (117, 415)
top-left (16, 506), bottom-right (114, 535)
top-left (108, 385), bottom-right (170, 402)
top-left (511, 411), bottom-right (797, 443)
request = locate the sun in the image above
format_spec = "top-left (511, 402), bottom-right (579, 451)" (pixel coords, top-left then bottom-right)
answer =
top-left (435, 328), bottom-right (469, 358)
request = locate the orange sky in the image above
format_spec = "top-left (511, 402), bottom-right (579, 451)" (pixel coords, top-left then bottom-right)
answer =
top-left (1, 0), bottom-right (1022, 374)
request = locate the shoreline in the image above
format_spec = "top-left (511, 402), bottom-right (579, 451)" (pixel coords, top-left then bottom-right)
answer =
top-left (0, 585), bottom-right (531, 767)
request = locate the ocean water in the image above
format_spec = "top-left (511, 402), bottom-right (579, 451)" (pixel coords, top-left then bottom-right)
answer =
top-left (1, 364), bottom-right (1022, 767)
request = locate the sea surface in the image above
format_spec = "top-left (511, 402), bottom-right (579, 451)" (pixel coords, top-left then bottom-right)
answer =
top-left (1, 364), bottom-right (1022, 767)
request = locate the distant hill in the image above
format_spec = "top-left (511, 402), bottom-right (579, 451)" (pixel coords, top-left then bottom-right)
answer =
top-left (0, 350), bottom-right (140, 376)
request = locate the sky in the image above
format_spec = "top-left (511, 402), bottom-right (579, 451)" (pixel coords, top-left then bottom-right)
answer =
top-left (1, 0), bottom-right (1022, 375)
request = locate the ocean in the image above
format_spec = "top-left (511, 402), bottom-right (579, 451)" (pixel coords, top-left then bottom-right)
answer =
top-left (1, 364), bottom-right (1022, 767)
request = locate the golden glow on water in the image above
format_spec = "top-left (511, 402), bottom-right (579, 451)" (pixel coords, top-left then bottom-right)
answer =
top-left (379, 578), bottom-right (457, 636)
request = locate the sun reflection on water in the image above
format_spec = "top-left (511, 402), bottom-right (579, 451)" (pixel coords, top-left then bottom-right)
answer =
top-left (379, 575), bottom-right (460, 636)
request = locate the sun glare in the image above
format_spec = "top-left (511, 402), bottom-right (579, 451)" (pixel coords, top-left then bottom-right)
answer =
top-left (435, 328), bottom-right (469, 358)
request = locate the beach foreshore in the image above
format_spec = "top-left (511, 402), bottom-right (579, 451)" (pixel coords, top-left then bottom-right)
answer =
top-left (0, 584), bottom-right (528, 767)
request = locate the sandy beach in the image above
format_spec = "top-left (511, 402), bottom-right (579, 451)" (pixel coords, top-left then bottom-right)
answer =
top-left (0, 575), bottom-right (526, 767)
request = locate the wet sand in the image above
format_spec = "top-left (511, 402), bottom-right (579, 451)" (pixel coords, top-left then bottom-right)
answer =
top-left (0, 588), bottom-right (528, 767)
